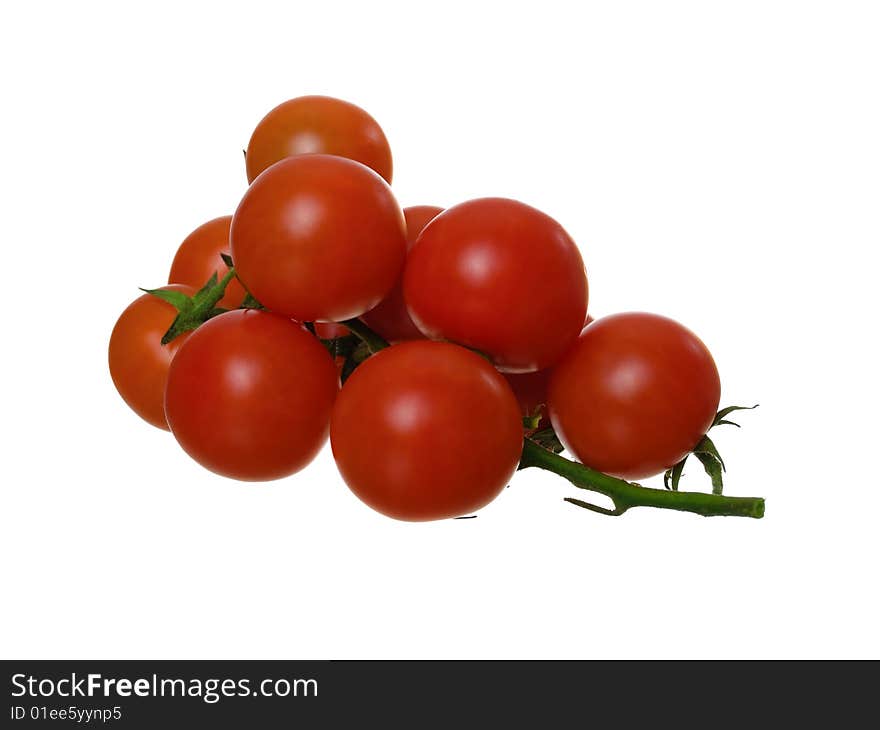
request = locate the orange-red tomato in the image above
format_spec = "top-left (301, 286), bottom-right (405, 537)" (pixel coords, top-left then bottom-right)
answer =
top-left (404, 198), bottom-right (588, 372)
top-left (167, 216), bottom-right (246, 309)
top-left (164, 310), bottom-right (339, 481)
top-left (331, 341), bottom-right (523, 521)
top-left (245, 95), bottom-right (393, 184)
top-left (231, 154), bottom-right (407, 322)
top-left (108, 285), bottom-right (194, 430)
top-left (361, 205), bottom-right (443, 342)
top-left (312, 322), bottom-right (350, 339)
top-left (548, 313), bottom-right (721, 480)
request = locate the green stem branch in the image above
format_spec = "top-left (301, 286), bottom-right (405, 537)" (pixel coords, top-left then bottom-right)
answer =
top-left (341, 318), bottom-right (390, 353)
top-left (520, 438), bottom-right (764, 519)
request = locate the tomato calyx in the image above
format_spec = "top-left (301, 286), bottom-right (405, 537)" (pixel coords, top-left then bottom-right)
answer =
top-left (218, 253), bottom-right (264, 310)
top-left (526, 426), bottom-right (563, 454)
top-left (142, 266), bottom-right (238, 344)
top-left (663, 405), bottom-right (759, 494)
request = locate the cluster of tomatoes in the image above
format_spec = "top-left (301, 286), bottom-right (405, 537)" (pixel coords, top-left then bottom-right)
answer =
top-left (109, 95), bottom-right (761, 521)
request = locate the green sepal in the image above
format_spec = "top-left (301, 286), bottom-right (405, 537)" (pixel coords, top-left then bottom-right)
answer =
top-left (664, 454), bottom-right (688, 491)
top-left (239, 293), bottom-right (263, 309)
top-left (664, 404), bottom-right (757, 493)
top-left (712, 404), bottom-right (758, 427)
top-left (144, 268), bottom-right (237, 345)
top-left (692, 435), bottom-right (725, 494)
top-left (220, 252), bottom-right (234, 269)
top-left (527, 427), bottom-right (564, 455)
top-left (139, 287), bottom-right (193, 310)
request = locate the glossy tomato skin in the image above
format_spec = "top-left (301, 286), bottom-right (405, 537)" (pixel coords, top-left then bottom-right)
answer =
top-left (165, 309), bottom-right (338, 481)
top-left (167, 216), bottom-right (246, 309)
top-left (312, 322), bottom-right (349, 339)
top-left (331, 341), bottom-right (523, 521)
top-left (245, 95), bottom-right (393, 184)
top-left (548, 312), bottom-right (721, 480)
top-left (231, 154), bottom-right (407, 322)
top-left (404, 198), bottom-right (588, 372)
top-left (361, 205), bottom-right (443, 342)
top-left (108, 284), bottom-right (195, 430)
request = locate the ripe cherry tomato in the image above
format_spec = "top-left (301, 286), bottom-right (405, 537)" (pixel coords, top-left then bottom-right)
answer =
top-left (312, 322), bottom-right (349, 339)
top-left (361, 205), bottom-right (443, 342)
top-left (548, 312), bottom-right (721, 480)
top-left (245, 95), bottom-right (393, 184)
top-left (331, 341), bottom-right (523, 521)
top-left (231, 154), bottom-right (407, 322)
top-left (404, 197), bottom-right (588, 372)
top-left (167, 216), bottom-right (247, 309)
top-left (108, 285), bottom-right (195, 430)
top-left (165, 309), bottom-right (339, 481)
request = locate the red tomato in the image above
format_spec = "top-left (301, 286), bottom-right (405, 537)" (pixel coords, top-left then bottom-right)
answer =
top-left (231, 154), bottom-right (407, 322)
top-left (164, 309), bottom-right (339, 481)
top-left (331, 341), bottom-right (523, 521)
top-left (361, 205), bottom-right (443, 342)
top-left (404, 198), bottom-right (588, 372)
top-left (108, 285), bottom-right (195, 430)
top-left (245, 95), bottom-right (393, 184)
top-left (312, 322), bottom-right (350, 339)
top-left (167, 216), bottom-right (247, 309)
top-left (548, 312), bottom-right (721, 480)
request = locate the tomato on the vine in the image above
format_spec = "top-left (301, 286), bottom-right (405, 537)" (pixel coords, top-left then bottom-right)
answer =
top-left (548, 312), bottom-right (721, 480)
top-left (361, 205), bottom-right (443, 342)
top-left (331, 341), bottom-right (523, 521)
top-left (231, 154), bottom-right (407, 322)
top-left (404, 197), bottom-right (588, 372)
top-left (164, 309), bottom-right (339, 481)
top-left (245, 95), bottom-right (393, 184)
top-left (108, 285), bottom-right (195, 430)
top-left (167, 216), bottom-right (246, 309)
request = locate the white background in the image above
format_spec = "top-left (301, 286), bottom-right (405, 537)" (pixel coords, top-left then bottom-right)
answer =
top-left (1, 1), bottom-right (878, 659)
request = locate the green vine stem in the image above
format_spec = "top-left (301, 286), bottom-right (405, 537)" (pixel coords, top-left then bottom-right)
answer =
top-left (520, 438), bottom-right (764, 519)
top-left (341, 317), bottom-right (390, 353)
